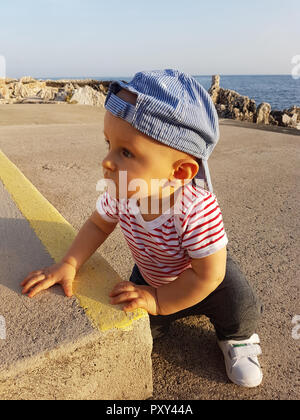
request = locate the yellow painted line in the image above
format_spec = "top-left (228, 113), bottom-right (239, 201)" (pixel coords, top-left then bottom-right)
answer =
top-left (0, 149), bottom-right (147, 331)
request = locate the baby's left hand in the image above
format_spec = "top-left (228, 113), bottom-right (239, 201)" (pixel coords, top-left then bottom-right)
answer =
top-left (109, 281), bottom-right (160, 316)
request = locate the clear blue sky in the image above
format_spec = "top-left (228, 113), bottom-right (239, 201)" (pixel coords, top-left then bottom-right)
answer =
top-left (1, 0), bottom-right (300, 78)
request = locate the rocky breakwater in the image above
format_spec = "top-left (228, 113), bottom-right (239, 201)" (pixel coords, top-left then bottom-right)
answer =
top-left (0, 76), bottom-right (110, 106)
top-left (209, 75), bottom-right (300, 130)
top-left (1, 75), bottom-right (299, 130)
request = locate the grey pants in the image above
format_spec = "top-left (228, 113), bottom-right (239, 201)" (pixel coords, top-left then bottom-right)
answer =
top-left (129, 250), bottom-right (263, 341)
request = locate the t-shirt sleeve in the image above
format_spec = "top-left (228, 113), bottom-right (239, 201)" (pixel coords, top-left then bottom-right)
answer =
top-left (96, 191), bottom-right (119, 223)
top-left (181, 193), bottom-right (228, 259)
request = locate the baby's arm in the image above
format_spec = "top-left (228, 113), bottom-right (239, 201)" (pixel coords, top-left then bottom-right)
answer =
top-left (21, 212), bottom-right (117, 298)
top-left (61, 211), bottom-right (117, 271)
top-left (156, 246), bottom-right (227, 315)
top-left (110, 246), bottom-right (227, 316)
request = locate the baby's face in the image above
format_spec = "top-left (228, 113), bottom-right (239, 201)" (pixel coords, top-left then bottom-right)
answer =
top-left (102, 110), bottom-right (177, 201)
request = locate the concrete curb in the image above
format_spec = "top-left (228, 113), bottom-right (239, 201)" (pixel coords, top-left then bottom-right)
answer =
top-left (0, 149), bottom-right (153, 400)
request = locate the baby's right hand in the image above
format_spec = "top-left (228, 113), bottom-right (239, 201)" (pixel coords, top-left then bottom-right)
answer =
top-left (20, 261), bottom-right (76, 298)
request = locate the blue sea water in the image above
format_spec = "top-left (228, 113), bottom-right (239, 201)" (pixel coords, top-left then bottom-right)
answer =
top-left (48, 75), bottom-right (300, 111)
top-left (193, 75), bottom-right (300, 111)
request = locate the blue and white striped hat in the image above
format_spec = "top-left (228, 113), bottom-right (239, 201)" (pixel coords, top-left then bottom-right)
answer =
top-left (104, 69), bottom-right (219, 193)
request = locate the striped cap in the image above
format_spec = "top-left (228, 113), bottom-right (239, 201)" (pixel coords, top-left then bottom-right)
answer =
top-left (104, 69), bottom-right (219, 193)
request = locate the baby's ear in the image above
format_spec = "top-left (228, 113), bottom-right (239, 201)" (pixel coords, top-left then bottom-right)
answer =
top-left (173, 159), bottom-right (199, 181)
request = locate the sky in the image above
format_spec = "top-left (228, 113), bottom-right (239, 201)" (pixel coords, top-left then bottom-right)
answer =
top-left (1, 0), bottom-right (300, 78)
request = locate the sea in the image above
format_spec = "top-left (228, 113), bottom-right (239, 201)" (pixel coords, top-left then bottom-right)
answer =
top-left (194, 75), bottom-right (299, 110)
top-left (48, 75), bottom-right (298, 111)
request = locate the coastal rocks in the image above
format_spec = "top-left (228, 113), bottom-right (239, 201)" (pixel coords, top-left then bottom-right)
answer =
top-left (0, 81), bottom-right (10, 100)
top-left (0, 78), bottom-right (56, 104)
top-left (19, 76), bottom-right (37, 84)
top-left (270, 106), bottom-right (300, 129)
top-left (1, 75), bottom-right (299, 130)
top-left (209, 75), bottom-right (300, 130)
top-left (0, 77), bottom-right (107, 106)
top-left (13, 80), bottom-right (53, 101)
top-left (209, 75), bottom-right (220, 104)
top-left (44, 79), bottom-right (110, 93)
top-left (69, 85), bottom-right (106, 107)
top-left (208, 76), bottom-right (257, 123)
top-left (254, 103), bottom-right (272, 125)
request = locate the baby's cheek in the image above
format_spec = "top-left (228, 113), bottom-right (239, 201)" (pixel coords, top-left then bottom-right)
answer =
top-left (127, 181), bottom-right (150, 200)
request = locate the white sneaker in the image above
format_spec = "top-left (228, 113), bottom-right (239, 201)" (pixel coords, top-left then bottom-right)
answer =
top-left (217, 333), bottom-right (263, 388)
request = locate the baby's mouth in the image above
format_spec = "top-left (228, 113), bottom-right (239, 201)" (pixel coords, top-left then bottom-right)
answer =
top-left (104, 173), bottom-right (117, 184)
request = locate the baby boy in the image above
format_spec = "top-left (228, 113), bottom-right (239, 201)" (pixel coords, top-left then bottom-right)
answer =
top-left (21, 69), bottom-right (263, 388)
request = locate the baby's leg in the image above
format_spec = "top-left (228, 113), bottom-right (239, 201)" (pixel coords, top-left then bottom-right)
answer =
top-left (197, 251), bottom-right (263, 341)
top-left (129, 254), bottom-right (263, 341)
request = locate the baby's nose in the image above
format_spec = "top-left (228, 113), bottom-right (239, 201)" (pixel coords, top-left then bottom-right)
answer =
top-left (102, 154), bottom-right (117, 172)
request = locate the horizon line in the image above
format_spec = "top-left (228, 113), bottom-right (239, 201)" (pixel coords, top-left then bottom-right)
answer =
top-left (5, 73), bottom-right (294, 80)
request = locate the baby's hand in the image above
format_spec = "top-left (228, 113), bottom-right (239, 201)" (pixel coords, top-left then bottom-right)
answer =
top-left (109, 281), bottom-right (160, 316)
top-left (20, 262), bottom-right (76, 298)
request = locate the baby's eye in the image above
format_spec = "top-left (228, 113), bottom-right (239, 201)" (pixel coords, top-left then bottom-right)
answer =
top-left (104, 139), bottom-right (133, 158)
top-left (122, 148), bottom-right (134, 158)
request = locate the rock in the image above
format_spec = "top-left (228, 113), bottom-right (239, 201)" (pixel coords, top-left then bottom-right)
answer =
top-left (269, 109), bottom-right (300, 130)
top-left (57, 83), bottom-right (75, 102)
top-left (211, 74), bottom-right (220, 88)
top-left (208, 75), bottom-right (220, 103)
top-left (209, 76), bottom-right (256, 122)
top-left (3, 78), bottom-right (18, 84)
top-left (64, 83), bottom-right (75, 93)
top-left (283, 106), bottom-right (300, 123)
top-left (37, 86), bottom-right (58, 101)
top-left (18, 97), bottom-right (54, 104)
top-left (44, 79), bottom-right (110, 95)
top-left (19, 76), bottom-right (37, 84)
top-left (0, 82), bottom-right (10, 100)
top-left (55, 90), bottom-right (69, 102)
top-left (13, 81), bottom-right (46, 99)
top-left (0, 78), bottom-right (110, 106)
top-left (269, 114), bottom-right (278, 126)
top-left (290, 107), bottom-right (300, 130)
top-left (282, 113), bottom-right (298, 129)
top-left (8, 80), bottom-right (58, 103)
top-left (215, 104), bottom-right (227, 118)
top-left (218, 88), bottom-right (256, 122)
top-left (208, 75), bottom-right (299, 130)
top-left (69, 85), bottom-right (105, 107)
top-left (270, 110), bottom-right (283, 126)
top-left (255, 103), bottom-right (271, 125)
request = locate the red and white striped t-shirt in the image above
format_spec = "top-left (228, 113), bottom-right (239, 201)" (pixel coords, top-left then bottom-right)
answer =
top-left (96, 182), bottom-right (228, 288)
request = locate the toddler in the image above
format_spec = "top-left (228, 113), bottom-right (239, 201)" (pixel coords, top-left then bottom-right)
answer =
top-left (21, 69), bottom-right (263, 388)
